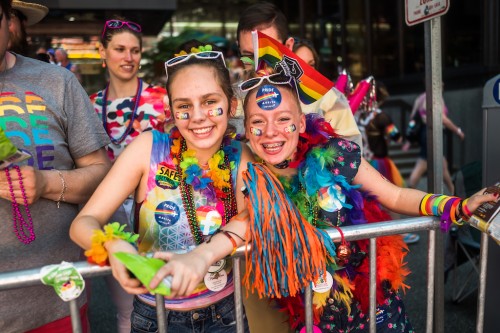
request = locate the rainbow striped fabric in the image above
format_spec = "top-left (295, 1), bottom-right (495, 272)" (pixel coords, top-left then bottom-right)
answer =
top-left (252, 31), bottom-right (334, 105)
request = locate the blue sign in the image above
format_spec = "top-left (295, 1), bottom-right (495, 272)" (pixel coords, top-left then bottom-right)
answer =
top-left (493, 79), bottom-right (500, 105)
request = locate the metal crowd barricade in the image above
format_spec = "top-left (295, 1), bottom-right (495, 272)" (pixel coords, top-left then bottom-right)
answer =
top-left (1, 216), bottom-right (488, 333)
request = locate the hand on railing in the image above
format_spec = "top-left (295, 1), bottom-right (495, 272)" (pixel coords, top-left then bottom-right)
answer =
top-left (106, 240), bottom-right (149, 295)
top-left (149, 250), bottom-right (211, 298)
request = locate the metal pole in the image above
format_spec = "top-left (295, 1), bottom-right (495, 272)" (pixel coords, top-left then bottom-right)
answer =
top-left (424, 17), bottom-right (445, 333)
top-left (369, 238), bottom-right (377, 333)
top-left (426, 229), bottom-right (436, 333)
top-left (304, 285), bottom-right (313, 333)
top-left (156, 294), bottom-right (167, 333)
top-left (233, 258), bottom-right (244, 333)
top-left (476, 233), bottom-right (489, 333)
top-left (69, 299), bottom-right (82, 333)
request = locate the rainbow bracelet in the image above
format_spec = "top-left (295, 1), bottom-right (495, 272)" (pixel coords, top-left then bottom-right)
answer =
top-left (419, 194), bottom-right (462, 232)
top-left (84, 222), bottom-right (139, 266)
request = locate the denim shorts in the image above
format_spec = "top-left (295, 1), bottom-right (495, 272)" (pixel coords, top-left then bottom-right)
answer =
top-left (131, 295), bottom-right (249, 333)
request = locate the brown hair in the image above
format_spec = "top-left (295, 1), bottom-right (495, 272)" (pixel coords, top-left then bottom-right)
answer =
top-left (100, 16), bottom-right (142, 49)
top-left (166, 41), bottom-right (234, 112)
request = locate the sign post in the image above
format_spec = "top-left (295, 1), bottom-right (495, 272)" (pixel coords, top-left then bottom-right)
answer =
top-left (405, 0), bottom-right (450, 26)
top-left (405, 1), bottom-right (449, 333)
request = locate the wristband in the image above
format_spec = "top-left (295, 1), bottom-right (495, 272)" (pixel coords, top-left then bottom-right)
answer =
top-left (55, 170), bottom-right (67, 208)
top-left (84, 222), bottom-right (139, 266)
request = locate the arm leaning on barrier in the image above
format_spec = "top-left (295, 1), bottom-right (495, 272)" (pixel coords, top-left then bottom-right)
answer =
top-left (149, 210), bottom-right (249, 298)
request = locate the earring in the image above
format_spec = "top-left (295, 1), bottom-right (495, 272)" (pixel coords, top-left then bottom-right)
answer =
top-left (139, 65), bottom-right (142, 70)
top-left (102, 60), bottom-right (106, 68)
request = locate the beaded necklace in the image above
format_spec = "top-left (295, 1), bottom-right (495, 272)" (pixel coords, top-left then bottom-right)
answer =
top-left (176, 137), bottom-right (237, 245)
top-left (5, 166), bottom-right (35, 244)
top-left (101, 78), bottom-right (143, 145)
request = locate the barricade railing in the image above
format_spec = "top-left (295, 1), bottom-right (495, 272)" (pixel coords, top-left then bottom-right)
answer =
top-left (2, 216), bottom-right (485, 333)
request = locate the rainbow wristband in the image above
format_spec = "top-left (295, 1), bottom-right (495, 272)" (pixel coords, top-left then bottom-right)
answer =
top-left (84, 222), bottom-right (139, 266)
top-left (418, 194), bottom-right (462, 232)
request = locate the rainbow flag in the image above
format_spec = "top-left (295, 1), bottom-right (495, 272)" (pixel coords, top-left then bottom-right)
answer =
top-left (252, 31), bottom-right (334, 105)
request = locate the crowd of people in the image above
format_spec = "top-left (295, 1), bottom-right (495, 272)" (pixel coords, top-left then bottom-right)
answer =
top-left (0, 0), bottom-right (497, 332)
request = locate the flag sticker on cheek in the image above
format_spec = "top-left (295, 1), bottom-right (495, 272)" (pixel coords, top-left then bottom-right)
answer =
top-left (250, 127), bottom-right (262, 136)
top-left (175, 112), bottom-right (190, 120)
top-left (208, 107), bottom-right (224, 117)
top-left (284, 124), bottom-right (296, 133)
top-left (256, 85), bottom-right (281, 110)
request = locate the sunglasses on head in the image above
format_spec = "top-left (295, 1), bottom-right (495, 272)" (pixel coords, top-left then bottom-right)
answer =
top-left (164, 51), bottom-right (226, 80)
top-left (102, 20), bottom-right (142, 39)
top-left (238, 73), bottom-right (293, 92)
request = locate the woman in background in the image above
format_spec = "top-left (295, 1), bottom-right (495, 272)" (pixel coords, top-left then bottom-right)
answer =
top-left (89, 17), bottom-right (170, 332)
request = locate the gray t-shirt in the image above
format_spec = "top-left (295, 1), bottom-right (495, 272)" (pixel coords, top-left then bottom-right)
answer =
top-left (0, 54), bottom-right (109, 332)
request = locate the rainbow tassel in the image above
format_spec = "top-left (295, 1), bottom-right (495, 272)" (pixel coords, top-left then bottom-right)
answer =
top-left (243, 163), bottom-right (336, 298)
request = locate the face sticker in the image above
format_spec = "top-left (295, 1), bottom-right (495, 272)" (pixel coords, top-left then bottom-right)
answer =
top-left (256, 85), bottom-right (282, 111)
top-left (175, 112), bottom-right (189, 120)
top-left (196, 206), bottom-right (222, 236)
top-left (284, 124), bottom-right (297, 133)
top-left (154, 201), bottom-right (180, 227)
top-left (249, 127), bottom-right (262, 136)
top-left (207, 107), bottom-right (224, 117)
top-left (155, 162), bottom-right (180, 189)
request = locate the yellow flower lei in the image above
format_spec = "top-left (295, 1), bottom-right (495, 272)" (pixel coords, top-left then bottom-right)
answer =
top-left (84, 222), bottom-right (139, 266)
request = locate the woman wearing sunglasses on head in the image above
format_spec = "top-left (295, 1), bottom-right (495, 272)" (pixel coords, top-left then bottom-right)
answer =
top-left (88, 18), bottom-right (172, 332)
top-left (71, 41), bottom-right (254, 333)
top-left (238, 69), bottom-right (496, 333)
top-left (93, 18), bottom-right (171, 163)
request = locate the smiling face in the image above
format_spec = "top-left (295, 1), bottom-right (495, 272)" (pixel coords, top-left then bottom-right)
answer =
top-left (100, 31), bottom-right (141, 82)
top-left (244, 84), bottom-right (305, 170)
top-left (169, 64), bottom-right (233, 160)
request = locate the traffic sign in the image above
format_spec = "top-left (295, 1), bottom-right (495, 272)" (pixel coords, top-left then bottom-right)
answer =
top-left (405, 0), bottom-right (450, 26)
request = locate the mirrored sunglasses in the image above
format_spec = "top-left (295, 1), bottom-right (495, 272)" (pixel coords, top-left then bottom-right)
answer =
top-left (164, 51), bottom-right (226, 80)
top-left (102, 20), bottom-right (142, 39)
top-left (238, 73), bottom-right (293, 92)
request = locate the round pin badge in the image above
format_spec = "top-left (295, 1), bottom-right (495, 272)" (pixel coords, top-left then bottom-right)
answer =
top-left (311, 271), bottom-right (334, 293)
top-left (154, 201), bottom-right (180, 227)
top-left (204, 270), bottom-right (228, 292)
top-left (256, 85), bottom-right (282, 110)
top-left (196, 206), bottom-right (222, 235)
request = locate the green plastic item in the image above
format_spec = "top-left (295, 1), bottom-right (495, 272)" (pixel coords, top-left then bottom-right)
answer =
top-left (113, 252), bottom-right (171, 296)
top-left (0, 127), bottom-right (17, 161)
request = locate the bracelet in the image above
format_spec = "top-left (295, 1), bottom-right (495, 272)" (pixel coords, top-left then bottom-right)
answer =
top-left (461, 198), bottom-right (472, 221)
top-left (419, 194), bottom-right (462, 232)
top-left (55, 170), bottom-right (67, 208)
top-left (84, 222), bottom-right (139, 266)
top-left (457, 127), bottom-right (462, 135)
top-left (221, 231), bottom-right (238, 256)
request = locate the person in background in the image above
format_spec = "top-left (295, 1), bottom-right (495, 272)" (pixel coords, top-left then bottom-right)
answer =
top-left (236, 1), bottom-right (362, 148)
top-left (356, 82), bottom-right (420, 244)
top-left (292, 37), bottom-right (320, 70)
top-left (70, 42), bottom-right (254, 333)
top-left (55, 47), bottom-right (82, 82)
top-left (0, 0), bottom-right (111, 332)
top-left (88, 17), bottom-right (170, 333)
top-left (406, 88), bottom-right (465, 195)
top-left (8, 0), bottom-right (47, 56)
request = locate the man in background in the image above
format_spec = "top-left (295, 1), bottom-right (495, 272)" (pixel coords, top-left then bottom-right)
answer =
top-left (8, 0), bottom-right (47, 56)
top-left (236, 1), bottom-right (362, 147)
